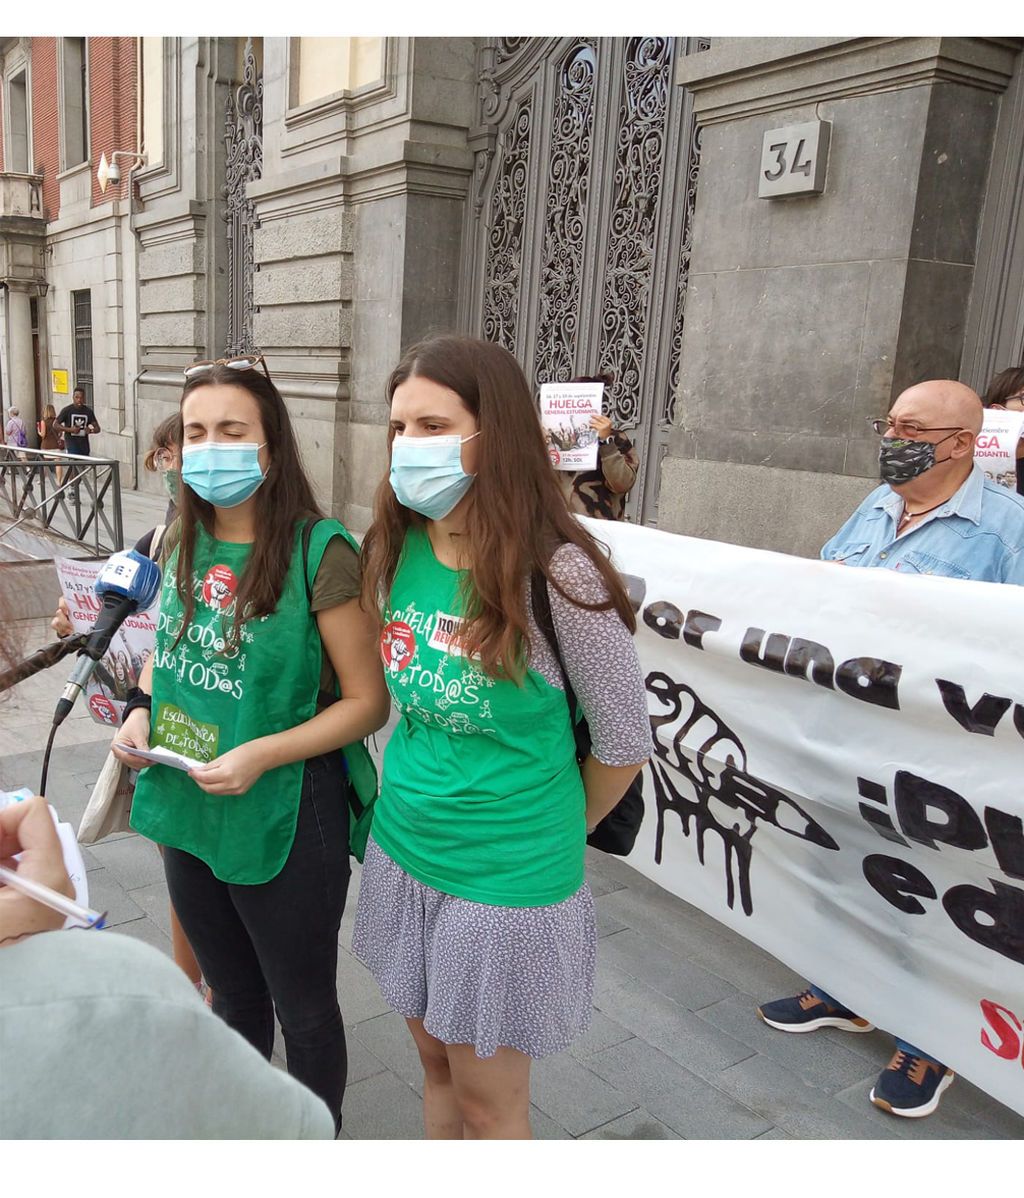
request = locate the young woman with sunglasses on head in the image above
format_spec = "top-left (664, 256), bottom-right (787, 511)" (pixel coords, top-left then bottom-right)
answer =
top-left (354, 336), bottom-right (652, 1139)
top-left (112, 355), bottom-right (390, 1132)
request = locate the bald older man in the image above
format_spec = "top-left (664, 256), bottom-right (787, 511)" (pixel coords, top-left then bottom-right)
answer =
top-left (758, 380), bottom-right (1024, 1119)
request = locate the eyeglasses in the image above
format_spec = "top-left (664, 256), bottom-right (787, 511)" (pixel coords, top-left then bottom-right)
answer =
top-left (183, 353), bottom-right (269, 380)
top-left (867, 416), bottom-right (965, 438)
top-left (1002, 393), bottom-right (1024, 410)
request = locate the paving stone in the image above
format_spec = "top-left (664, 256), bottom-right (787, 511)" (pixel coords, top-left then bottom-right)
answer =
top-left (342, 1070), bottom-right (424, 1140)
top-left (585, 1036), bottom-right (771, 1139)
top-left (529, 1105), bottom-right (571, 1139)
top-left (346, 1036), bottom-right (389, 1087)
top-left (594, 959), bottom-right (754, 1082)
top-left (713, 1053), bottom-right (904, 1139)
top-left (126, 882), bottom-right (175, 938)
top-left (113, 914), bottom-right (174, 959)
top-left (86, 832), bottom-right (165, 890)
top-left (354, 1010), bottom-right (425, 1095)
top-left (580, 1108), bottom-right (682, 1139)
top-left (585, 866), bottom-right (628, 899)
top-left (696, 993), bottom-right (888, 1092)
top-left (567, 1011), bottom-right (635, 1061)
top-left (530, 1051), bottom-right (638, 1137)
top-left (598, 926), bottom-right (742, 1012)
top-left (335, 946), bottom-right (393, 1024)
top-left (595, 905), bottom-right (628, 938)
top-left (85, 866), bottom-right (146, 927)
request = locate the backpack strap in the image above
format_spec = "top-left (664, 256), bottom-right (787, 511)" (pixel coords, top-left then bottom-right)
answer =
top-left (301, 516), bottom-right (322, 605)
top-left (529, 567), bottom-right (582, 729)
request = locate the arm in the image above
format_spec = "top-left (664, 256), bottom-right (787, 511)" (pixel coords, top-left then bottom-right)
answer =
top-left (110, 653), bottom-right (155, 770)
top-left (546, 547), bottom-right (652, 832)
top-left (597, 437), bottom-right (639, 495)
top-left (87, 410), bottom-right (100, 434)
top-left (189, 598), bottom-right (390, 796)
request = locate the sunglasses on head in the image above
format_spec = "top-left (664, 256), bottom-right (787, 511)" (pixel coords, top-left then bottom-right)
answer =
top-left (183, 353), bottom-right (269, 381)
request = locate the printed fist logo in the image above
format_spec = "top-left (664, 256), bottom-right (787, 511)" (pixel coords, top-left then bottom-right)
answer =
top-left (88, 694), bottom-right (119, 726)
top-left (381, 621), bottom-right (416, 674)
top-left (548, 447), bottom-right (561, 467)
top-left (201, 565), bottom-right (238, 611)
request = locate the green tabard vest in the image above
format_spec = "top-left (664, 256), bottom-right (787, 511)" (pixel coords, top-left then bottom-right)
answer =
top-left (371, 525), bottom-right (586, 907)
top-left (130, 519), bottom-right (357, 885)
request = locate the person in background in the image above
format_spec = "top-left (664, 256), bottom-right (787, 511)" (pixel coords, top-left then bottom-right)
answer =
top-left (51, 414), bottom-right (204, 997)
top-left (757, 379), bottom-right (1024, 1119)
top-left (55, 387), bottom-right (100, 460)
top-left (981, 364), bottom-right (1024, 495)
top-left (5, 406), bottom-right (27, 449)
top-left (355, 336), bottom-right (651, 1139)
top-left (37, 403), bottom-right (63, 484)
top-left (112, 355), bottom-right (390, 1134)
top-left (553, 372), bottom-right (640, 521)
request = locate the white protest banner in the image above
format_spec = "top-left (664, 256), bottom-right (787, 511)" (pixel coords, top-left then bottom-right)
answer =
top-left (53, 557), bottom-right (158, 727)
top-left (584, 517), bottom-right (1024, 1117)
top-left (975, 409), bottom-right (1024, 490)
top-left (540, 382), bottom-right (603, 471)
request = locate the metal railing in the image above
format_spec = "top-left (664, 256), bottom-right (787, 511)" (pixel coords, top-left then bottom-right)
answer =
top-left (0, 446), bottom-right (124, 557)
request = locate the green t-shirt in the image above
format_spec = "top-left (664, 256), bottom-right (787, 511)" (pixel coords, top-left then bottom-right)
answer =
top-left (371, 525), bottom-right (586, 907)
top-left (130, 518), bottom-right (357, 885)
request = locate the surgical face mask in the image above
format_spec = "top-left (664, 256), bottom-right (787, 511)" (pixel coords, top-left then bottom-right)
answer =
top-left (878, 432), bottom-right (956, 485)
top-left (389, 432), bottom-right (481, 520)
top-left (181, 441), bottom-right (268, 508)
top-left (162, 468), bottom-right (180, 503)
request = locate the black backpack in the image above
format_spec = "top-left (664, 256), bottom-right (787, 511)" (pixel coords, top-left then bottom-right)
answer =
top-left (530, 570), bottom-right (645, 856)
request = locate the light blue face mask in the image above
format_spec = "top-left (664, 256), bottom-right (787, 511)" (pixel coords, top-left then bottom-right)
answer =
top-left (181, 441), bottom-right (268, 508)
top-left (389, 432), bottom-right (480, 520)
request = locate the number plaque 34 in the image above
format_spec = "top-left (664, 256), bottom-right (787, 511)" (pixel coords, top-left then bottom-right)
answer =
top-left (759, 120), bottom-right (831, 198)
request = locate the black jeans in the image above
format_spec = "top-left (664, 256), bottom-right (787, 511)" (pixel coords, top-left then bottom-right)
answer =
top-left (164, 750), bottom-right (351, 1129)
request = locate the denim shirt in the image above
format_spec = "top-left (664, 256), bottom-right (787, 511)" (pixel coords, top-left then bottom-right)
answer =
top-left (821, 465), bottom-right (1024, 585)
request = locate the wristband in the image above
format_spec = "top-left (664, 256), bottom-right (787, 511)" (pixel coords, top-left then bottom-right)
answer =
top-left (122, 688), bottom-right (152, 723)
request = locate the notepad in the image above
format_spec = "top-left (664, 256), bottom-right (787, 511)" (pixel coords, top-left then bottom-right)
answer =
top-left (127, 745), bottom-right (207, 773)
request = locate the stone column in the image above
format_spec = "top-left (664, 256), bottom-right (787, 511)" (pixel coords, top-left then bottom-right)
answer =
top-left (5, 280), bottom-right (37, 439)
top-left (661, 37), bottom-right (1020, 556)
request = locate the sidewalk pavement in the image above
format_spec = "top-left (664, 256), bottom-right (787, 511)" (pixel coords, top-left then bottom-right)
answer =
top-left (2, 491), bottom-right (1023, 1140)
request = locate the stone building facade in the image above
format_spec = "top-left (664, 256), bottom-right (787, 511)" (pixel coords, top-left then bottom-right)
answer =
top-left (2, 35), bottom-right (1023, 550)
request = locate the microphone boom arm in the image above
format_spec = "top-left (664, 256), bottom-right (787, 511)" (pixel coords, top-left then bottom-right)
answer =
top-left (0, 635), bottom-right (90, 694)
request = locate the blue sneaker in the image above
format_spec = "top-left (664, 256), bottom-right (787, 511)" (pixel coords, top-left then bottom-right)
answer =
top-left (757, 988), bottom-right (875, 1033)
top-left (869, 1049), bottom-right (954, 1117)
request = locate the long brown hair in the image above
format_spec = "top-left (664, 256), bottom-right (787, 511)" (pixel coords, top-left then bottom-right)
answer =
top-left (360, 335), bottom-right (636, 680)
top-left (142, 413), bottom-right (180, 473)
top-left (983, 365), bottom-right (1024, 406)
top-left (172, 363), bottom-right (322, 652)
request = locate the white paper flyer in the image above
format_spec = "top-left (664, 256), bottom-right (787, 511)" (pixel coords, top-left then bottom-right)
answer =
top-left (539, 382), bottom-right (604, 471)
top-left (974, 409), bottom-right (1024, 489)
top-left (53, 557), bottom-right (158, 727)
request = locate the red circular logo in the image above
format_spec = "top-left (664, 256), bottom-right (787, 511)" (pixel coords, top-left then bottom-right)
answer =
top-left (89, 694), bottom-right (119, 726)
top-left (201, 564), bottom-right (238, 611)
top-left (381, 620), bottom-right (416, 672)
top-left (548, 447), bottom-right (561, 467)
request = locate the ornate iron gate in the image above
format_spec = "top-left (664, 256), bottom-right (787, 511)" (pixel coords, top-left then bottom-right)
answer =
top-left (224, 38), bottom-right (263, 357)
top-left (461, 37), bottom-right (708, 524)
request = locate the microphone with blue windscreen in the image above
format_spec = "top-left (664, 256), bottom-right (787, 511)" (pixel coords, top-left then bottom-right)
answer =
top-left (52, 549), bottom-right (162, 728)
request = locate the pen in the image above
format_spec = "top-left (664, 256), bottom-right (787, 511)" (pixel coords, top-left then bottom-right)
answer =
top-left (0, 863), bottom-right (107, 929)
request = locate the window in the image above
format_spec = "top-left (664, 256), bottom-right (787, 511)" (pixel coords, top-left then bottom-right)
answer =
top-left (292, 37), bottom-right (384, 107)
top-left (140, 36), bottom-right (164, 168)
top-left (8, 70), bottom-right (30, 173)
top-left (72, 290), bottom-right (93, 399)
top-left (61, 37), bottom-right (89, 169)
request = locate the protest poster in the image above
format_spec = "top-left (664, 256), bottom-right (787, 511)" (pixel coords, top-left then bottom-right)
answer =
top-left (53, 557), bottom-right (158, 726)
top-left (583, 516), bottom-right (1024, 1117)
top-left (539, 381), bottom-right (604, 471)
top-left (975, 409), bottom-right (1024, 490)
